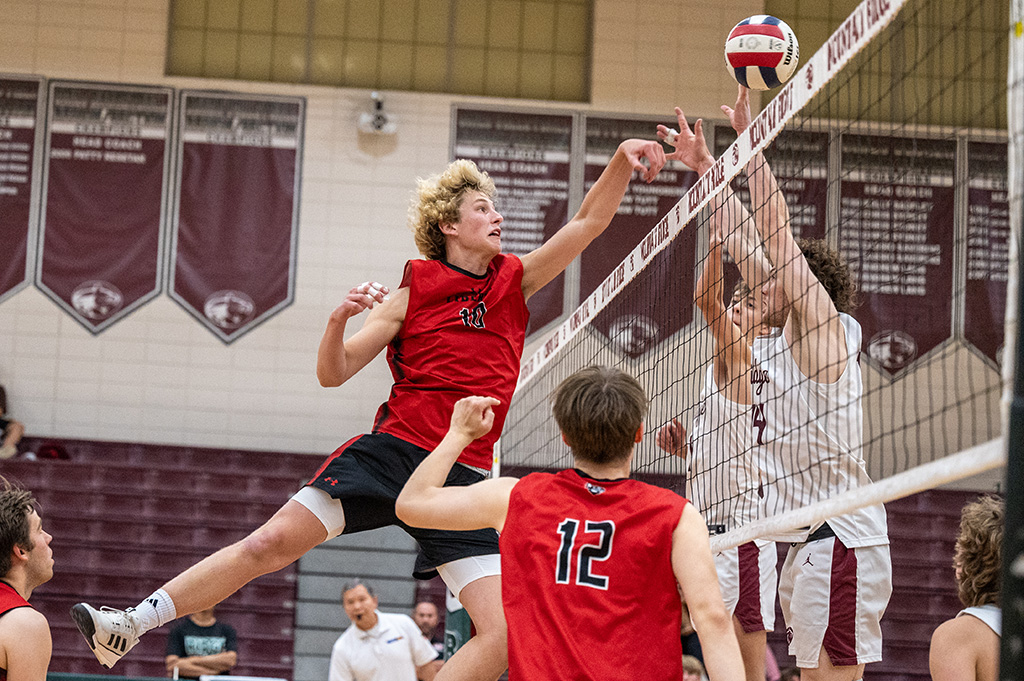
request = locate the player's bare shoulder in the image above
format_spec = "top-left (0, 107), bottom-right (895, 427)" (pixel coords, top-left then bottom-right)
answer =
top-left (0, 605), bottom-right (52, 661)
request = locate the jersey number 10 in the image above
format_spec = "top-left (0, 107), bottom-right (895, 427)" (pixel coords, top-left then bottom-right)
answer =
top-left (555, 518), bottom-right (615, 590)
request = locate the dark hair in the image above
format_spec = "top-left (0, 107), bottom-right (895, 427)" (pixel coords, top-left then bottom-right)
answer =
top-left (0, 385), bottom-right (6, 413)
top-left (797, 238), bottom-right (857, 313)
top-left (341, 579), bottom-right (376, 600)
top-left (0, 476), bottom-right (37, 577)
top-left (552, 366), bottom-right (647, 465)
top-left (954, 495), bottom-right (1003, 607)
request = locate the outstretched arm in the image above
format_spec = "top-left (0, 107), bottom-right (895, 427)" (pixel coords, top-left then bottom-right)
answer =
top-left (317, 282), bottom-right (407, 387)
top-left (695, 226), bottom-right (751, 379)
top-left (724, 86), bottom-right (845, 381)
top-left (396, 396), bottom-right (517, 532)
top-left (671, 504), bottom-right (745, 681)
top-left (519, 139), bottom-right (667, 299)
top-left (657, 106), bottom-right (770, 290)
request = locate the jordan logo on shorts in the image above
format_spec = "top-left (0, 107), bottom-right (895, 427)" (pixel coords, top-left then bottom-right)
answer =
top-left (802, 555), bottom-right (813, 566)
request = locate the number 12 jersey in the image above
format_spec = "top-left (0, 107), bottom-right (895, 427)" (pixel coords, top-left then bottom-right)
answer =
top-left (500, 469), bottom-right (688, 681)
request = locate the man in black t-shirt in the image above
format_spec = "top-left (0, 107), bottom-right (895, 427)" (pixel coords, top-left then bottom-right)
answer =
top-left (165, 606), bottom-right (237, 679)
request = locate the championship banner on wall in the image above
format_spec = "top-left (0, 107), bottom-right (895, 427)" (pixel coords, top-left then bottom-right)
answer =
top-left (453, 108), bottom-right (572, 335)
top-left (37, 81), bottom-right (173, 333)
top-left (963, 140), bottom-right (1009, 369)
top-left (583, 116), bottom-right (698, 359)
top-left (839, 134), bottom-right (956, 376)
top-left (0, 75), bottom-right (45, 305)
top-left (169, 92), bottom-right (304, 344)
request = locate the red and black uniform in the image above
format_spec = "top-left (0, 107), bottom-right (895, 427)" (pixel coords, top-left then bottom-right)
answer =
top-left (309, 255), bottom-right (528, 572)
top-left (374, 255), bottom-right (528, 470)
top-left (0, 581), bottom-right (32, 681)
top-left (500, 470), bottom-right (687, 681)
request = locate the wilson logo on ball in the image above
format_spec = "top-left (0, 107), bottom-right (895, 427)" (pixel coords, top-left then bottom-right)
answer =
top-left (725, 15), bottom-right (800, 90)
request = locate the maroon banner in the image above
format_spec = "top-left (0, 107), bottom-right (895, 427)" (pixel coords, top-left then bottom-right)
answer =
top-left (170, 92), bottom-right (304, 343)
top-left (0, 75), bottom-right (44, 305)
top-left (839, 134), bottom-right (956, 376)
top-left (713, 126), bottom-right (829, 301)
top-left (453, 109), bottom-right (572, 335)
top-left (964, 141), bottom-right (1009, 368)
top-left (583, 116), bottom-right (698, 358)
top-left (37, 82), bottom-right (172, 332)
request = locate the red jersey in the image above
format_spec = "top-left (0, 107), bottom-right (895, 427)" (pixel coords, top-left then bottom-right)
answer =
top-left (500, 469), bottom-right (688, 681)
top-left (0, 581), bottom-right (31, 681)
top-left (373, 254), bottom-right (529, 470)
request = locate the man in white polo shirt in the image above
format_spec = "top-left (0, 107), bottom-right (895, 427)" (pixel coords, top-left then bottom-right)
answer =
top-left (329, 580), bottom-right (439, 681)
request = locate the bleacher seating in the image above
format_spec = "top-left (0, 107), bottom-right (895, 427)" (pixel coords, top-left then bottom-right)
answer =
top-left (1, 436), bottom-right (318, 680)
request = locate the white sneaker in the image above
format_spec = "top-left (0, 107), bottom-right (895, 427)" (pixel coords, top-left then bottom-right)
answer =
top-left (71, 603), bottom-right (142, 668)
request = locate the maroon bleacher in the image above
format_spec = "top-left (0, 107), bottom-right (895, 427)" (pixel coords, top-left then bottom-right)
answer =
top-left (2, 436), bottom-right (319, 680)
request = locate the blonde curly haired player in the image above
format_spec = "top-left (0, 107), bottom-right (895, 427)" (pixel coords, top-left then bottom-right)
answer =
top-left (71, 138), bottom-right (667, 681)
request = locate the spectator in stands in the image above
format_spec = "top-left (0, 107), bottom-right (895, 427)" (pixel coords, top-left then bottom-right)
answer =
top-left (929, 495), bottom-right (1003, 681)
top-left (165, 606), bottom-right (238, 679)
top-left (330, 580), bottom-right (439, 681)
top-left (412, 600), bottom-right (444, 681)
top-left (682, 654), bottom-right (707, 681)
top-left (412, 600), bottom-right (444, 657)
top-left (0, 386), bottom-right (24, 460)
top-left (0, 475), bottom-right (54, 680)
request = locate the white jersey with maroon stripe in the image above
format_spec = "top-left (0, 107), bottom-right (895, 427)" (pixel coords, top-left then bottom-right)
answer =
top-left (751, 313), bottom-right (888, 546)
top-left (687, 365), bottom-right (762, 531)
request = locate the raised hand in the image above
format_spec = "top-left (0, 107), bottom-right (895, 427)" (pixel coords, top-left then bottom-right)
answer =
top-left (721, 84), bottom-right (752, 135)
top-left (619, 138), bottom-right (667, 183)
top-left (450, 396), bottom-right (502, 441)
top-left (656, 108), bottom-right (714, 174)
top-left (655, 418), bottom-right (688, 458)
top-left (331, 281), bottom-right (390, 321)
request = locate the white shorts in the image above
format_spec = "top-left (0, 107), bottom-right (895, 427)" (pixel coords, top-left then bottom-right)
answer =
top-left (292, 486), bottom-right (500, 600)
top-left (437, 554), bottom-right (502, 601)
top-left (714, 539), bottom-right (777, 633)
top-left (779, 538), bottom-right (892, 668)
top-left (292, 485), bottom-right (346, 540)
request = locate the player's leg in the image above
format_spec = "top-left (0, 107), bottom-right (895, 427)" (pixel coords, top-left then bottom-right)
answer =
top-left (782, 538), bottom-right (891, 681)
top-left (733, 622), bottom-right (767, 681)
top-left (732, 540), bottom-right (776, 681)
top-left (434, 561), bottom-right (507, 681)
top-left (800, 649), bottom-right (863, 681)
top-left (73, 496), bottom-right (332, 667)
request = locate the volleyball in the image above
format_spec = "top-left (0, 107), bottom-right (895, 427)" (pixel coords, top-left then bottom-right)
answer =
top-left (724, 16), bottom-right (799, 90)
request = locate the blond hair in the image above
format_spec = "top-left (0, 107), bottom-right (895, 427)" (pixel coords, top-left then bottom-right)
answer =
top-left (408, 160), bottom-right (496, 261)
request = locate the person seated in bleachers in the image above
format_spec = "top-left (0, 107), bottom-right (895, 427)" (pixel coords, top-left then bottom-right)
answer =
top-left (165, 605), bottom-right (238, 679)
top-left (0, 475), bottom-right (55, 680)
top-left (929, 495), bottom-right (1003, 681)
top-left (0, 386), bottom-right (25, 460)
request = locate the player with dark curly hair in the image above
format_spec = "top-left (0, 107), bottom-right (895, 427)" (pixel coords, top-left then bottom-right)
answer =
top-left (929, 495), bottom-right (1003, 681)
top-left (663, 85), bottom-right (890, 681)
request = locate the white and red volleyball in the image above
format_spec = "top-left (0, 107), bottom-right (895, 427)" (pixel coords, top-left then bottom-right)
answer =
top-left (725, 16), bottom-right (800, 90)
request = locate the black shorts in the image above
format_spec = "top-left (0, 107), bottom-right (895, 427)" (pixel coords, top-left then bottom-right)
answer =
top-left (307, 432), bottom-right (500, 578)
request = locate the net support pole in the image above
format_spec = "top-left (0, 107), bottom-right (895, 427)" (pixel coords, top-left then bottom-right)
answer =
top-left (1003, 2), bottom-right (1024, 679)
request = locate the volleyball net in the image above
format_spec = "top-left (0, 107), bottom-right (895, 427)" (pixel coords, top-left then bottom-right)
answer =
top-left (500, 0), bottom-right (1013, 551)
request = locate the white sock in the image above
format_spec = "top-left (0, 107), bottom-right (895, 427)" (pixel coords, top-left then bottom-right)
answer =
top-left (133, 589), bottom-right (177, 634)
